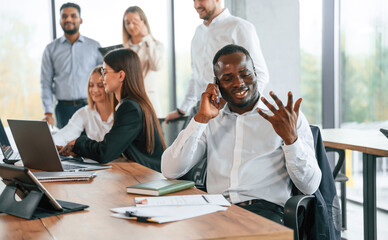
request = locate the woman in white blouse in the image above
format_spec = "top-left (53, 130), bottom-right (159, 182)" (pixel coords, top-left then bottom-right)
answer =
top-left (122, 6), bottom-right (164, 116)
top-left (53, 65), bottom-right (114, 146)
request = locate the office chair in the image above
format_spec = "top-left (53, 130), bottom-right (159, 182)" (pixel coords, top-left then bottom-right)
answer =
top-left (158, 117), bottom-right (188, 147)
top-left (325, 147), bottom-right (347, 230)
top-left (284, 126), bottom-right (342, 240)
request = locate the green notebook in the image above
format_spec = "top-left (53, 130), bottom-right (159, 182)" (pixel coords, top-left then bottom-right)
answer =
top-left (126, 179), bottom-right (195, 196)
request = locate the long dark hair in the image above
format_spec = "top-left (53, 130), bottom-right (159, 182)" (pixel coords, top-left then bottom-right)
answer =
top-left (104, 48), bottom-right (165, 153)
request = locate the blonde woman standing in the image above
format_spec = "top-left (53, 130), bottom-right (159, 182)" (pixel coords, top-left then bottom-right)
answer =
top-left (122, 6), bottom-right (164, 116)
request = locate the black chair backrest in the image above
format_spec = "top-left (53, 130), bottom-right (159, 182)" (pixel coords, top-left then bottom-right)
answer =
top-left (325, 147), bottom-right (346, 179)
top-left (158, 117), bottom-right (188, 147)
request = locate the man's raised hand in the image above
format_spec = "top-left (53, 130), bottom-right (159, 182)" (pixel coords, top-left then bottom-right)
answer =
top-left (257, 91), bottom-right (302, 145)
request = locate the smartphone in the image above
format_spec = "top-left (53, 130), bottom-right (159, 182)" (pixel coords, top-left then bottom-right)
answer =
top-left (213, 80), bottom-right (222, 105)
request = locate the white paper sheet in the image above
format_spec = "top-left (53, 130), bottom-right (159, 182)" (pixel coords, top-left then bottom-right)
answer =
top-left (111, 205), bottom-right (227, 223)
top-left (134, 194), bottom-right (231, 207)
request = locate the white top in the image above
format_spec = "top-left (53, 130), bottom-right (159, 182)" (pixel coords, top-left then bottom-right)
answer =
top-left (162, 100), bottom-right (322, 206)
top-left (125, 35), bottom-right (164, 116)
top-left (179, 8), bottom-right (269, 112)
top-left (53, 105), bottom-right (113, 146)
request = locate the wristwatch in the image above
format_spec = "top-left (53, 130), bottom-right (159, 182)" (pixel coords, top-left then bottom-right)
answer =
top-left (176, 108), bottom-right (185, 116)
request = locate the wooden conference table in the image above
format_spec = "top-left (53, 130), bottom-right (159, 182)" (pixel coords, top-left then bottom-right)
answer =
top-left (0, 161), bottom-right (292, 240)
top-left (322, 128), bottom-right (388, 240)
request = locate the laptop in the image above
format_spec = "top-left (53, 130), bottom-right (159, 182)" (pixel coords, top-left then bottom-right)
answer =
top-left (98, 44), bottom-right (124, 57)
top-left (0, 118), bottom-right (21, 164)
top-left (380, 128), bottom-right (388, 139)
top-left (7, 119), bottom-right (111, 172)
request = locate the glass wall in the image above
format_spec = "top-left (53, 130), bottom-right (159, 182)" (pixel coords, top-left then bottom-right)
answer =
top-left (0, 0), bottom-right (52, 124)
top-left (299, 0), bottom-right (322, 126)
top-left (54, 0), bottom-right (172, 117)
top-left (340, 1), bottom-right (388, 239)
top-left (340, 0), bottom-right (388, 127)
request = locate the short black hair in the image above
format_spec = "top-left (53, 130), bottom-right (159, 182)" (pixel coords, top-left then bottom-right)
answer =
top-left (212, 44), bottom-right (255, 80)
top-left (60, 2), bottom-right (81, 16)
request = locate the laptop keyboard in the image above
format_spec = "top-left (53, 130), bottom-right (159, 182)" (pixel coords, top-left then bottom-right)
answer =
top-left (62, 164), bottom-right (87, 171)
top-left (9, 152), bottom-right (20, 160)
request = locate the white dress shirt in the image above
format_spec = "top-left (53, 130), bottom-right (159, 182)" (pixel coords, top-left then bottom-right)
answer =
top-left (179, 8), bottom-right (269, 112)
top-left (53, 105), bottom-right (113, 146)
top-left (162, 100), bottom-right (322, 206)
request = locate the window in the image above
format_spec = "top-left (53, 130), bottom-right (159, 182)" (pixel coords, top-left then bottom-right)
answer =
top-left (340, 1), bottom-right (388, 239)
top-left (299, 0), bottom-right (322, 125)
top-left (54, 0), bottom-right (172, 116)
top-left (340, 0), bottom-right (388, 127)
top-left (0, 0), bottom-right (51, 123)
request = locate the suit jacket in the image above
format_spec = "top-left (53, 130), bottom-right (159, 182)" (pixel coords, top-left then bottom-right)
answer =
top-left (73, 99), bottom-right (164, 172)
top-left (309, 126), bottom-right (341, 240)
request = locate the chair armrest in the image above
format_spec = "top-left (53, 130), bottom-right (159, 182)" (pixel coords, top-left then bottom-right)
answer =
top-left (284, 195), bottom-right (315, 240)
top-left (325, 147), bottom-right (345, 179)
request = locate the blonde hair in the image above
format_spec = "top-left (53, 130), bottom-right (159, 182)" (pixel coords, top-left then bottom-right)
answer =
top-left (87, 65), bottom-right (114, 112)
top-left (122, 6), bottom-right (153, 45)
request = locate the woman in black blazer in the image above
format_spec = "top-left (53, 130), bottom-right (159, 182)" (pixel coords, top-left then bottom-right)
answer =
top-left (59, 48), bottom-right (165, 172)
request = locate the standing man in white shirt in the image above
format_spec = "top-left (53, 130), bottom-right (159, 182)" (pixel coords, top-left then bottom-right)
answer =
top-left (41, 2), bottom-right (103, 128)
top-left (162, 45), bottom-right (321, 224)
top-left (165, 0), bottom-right (269, 122)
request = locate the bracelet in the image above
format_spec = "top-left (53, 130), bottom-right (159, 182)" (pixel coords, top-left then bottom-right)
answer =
top-left (176, 108), bottom-right (185, 116)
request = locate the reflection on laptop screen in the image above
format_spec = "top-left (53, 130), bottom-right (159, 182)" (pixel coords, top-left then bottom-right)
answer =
top-left (0, 119), bottom-right (12, 158)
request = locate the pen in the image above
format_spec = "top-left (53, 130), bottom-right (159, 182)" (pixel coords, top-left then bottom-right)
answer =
top-left (125, 211), bottom-right (155, 223)
top-left (201, 195), bottom-right (209, 203)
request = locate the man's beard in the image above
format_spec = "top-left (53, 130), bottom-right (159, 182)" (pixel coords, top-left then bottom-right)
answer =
top-left (62, 25), bottom-right (79, 35)
top-left (201, 8), bottom-right (216, 21)
top-left (220, 82), bottom-right (260, 110)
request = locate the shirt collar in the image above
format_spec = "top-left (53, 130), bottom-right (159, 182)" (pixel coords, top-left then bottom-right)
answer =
top-left (204, 8), bottom-right (231, 27)
top-left (127, 38), bottom-right (144, 47)
top-left (60, 34), bottom-right (84, 43)
top-left (219, 97), bottom-right (267, 118)
top-left (115, 101), bottom-right (122, 111)
top-left (78, 34), bottom-right (85, 42)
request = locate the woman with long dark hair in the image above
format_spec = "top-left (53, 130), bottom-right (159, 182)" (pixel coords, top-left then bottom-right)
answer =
top-left (59, 48), bottom-right (165, 172)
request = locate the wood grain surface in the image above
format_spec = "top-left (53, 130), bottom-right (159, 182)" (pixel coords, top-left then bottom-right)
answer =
top-left (0, 161), bottom-right (292, 240)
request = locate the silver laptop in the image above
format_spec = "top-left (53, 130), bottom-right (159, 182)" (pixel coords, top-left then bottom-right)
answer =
top-left (0, 118), bottom-right (21, 164)
top-left (7, 119), bottom-right (111, 172)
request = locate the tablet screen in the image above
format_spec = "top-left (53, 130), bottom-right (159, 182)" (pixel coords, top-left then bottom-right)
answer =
top-left (0, 164), bottom-right (62, 210)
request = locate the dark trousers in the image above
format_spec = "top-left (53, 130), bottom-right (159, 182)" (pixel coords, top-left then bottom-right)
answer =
top-left (237, 199), bottom-right (284, 225)
top-left (55, 99), bottom-right (87, 129)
